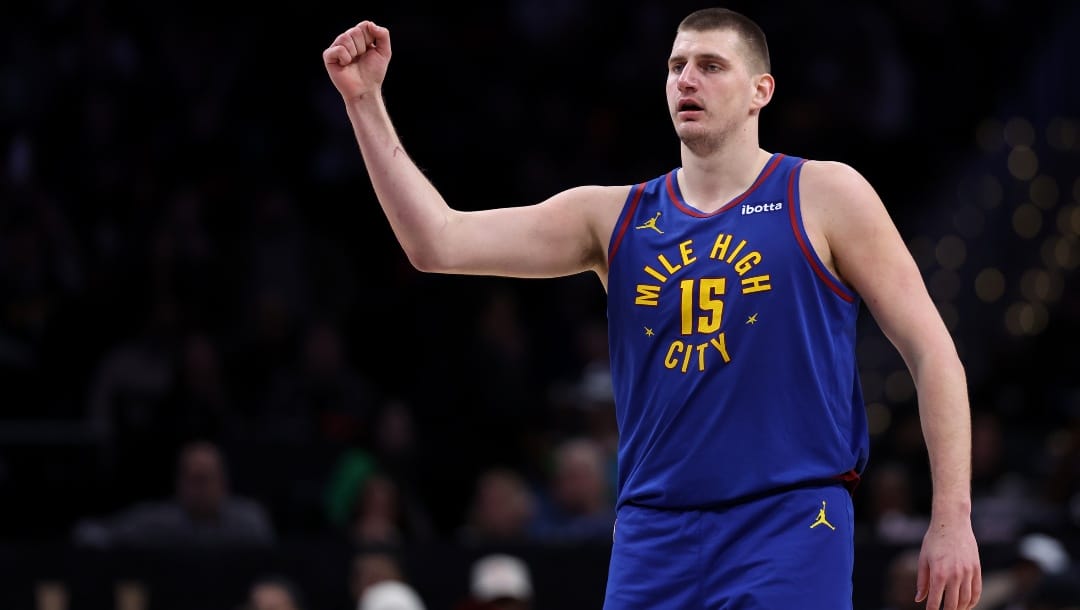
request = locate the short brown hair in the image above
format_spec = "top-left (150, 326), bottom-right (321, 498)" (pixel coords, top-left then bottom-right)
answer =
top-left (678, 8), bottom-right (771, 74)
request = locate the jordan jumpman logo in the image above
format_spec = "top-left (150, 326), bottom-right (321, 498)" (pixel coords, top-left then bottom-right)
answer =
top-left (635, 211), bottom-right (664, 234)
top-left (810, 500), bottom-right (836, 530)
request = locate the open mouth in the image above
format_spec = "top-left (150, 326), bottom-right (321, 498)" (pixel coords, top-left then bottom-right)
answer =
top-left (678, 100), bottom-right (704, 114)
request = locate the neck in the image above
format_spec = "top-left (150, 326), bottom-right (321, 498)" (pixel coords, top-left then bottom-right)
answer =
top-left (677, 124), bottom-right (770, 213)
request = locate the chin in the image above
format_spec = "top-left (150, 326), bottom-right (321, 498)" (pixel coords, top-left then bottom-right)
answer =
top-left (678, 129), bottom-right (721, 155)
top-left (676, 123), bottom-right (707, 142)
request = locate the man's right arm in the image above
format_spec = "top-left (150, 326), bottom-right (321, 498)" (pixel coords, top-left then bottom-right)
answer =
top-left (325, 22), bottom-right (624, 280)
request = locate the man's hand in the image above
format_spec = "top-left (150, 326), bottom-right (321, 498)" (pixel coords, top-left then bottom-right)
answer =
top-left (323, 21), bottom-right (392, 102)
top-left (916, 517), bottom-right (982, 610)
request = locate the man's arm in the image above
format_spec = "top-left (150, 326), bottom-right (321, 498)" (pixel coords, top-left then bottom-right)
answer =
top-left (800, 161), bottom-right (982, 610)
top-left (323, 21), bottom-right (623, 279)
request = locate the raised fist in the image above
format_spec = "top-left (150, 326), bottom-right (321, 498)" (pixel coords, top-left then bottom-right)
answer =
top-left (323, 21), bottom-right (392, 102)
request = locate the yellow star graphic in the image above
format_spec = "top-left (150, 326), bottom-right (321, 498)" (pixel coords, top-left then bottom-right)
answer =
top-left (746, 313), bottom-right (759, 325)
top-left (644, 327), bottom-right (655, 336)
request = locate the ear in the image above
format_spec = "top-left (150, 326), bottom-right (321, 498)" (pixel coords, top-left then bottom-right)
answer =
top-left (750, 73), bottom-right (775, 110)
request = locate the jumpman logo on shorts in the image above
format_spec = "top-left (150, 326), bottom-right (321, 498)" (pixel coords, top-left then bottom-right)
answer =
top-left (810, 500), bottom-right (836, 530)
top-left (636, 211), bottom-right (664, 234)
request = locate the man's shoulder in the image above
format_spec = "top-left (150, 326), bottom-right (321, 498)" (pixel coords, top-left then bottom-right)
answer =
top-left (117, 500), bottom-right (185, 523)
top-left (223, 495), bottom-right (268, 514)
top-left (799, 159), bottom-right (863, 180)
top-left (798, 159), bottom-right (876, 200)
top-left (222, 495), bottom-right (273, 525)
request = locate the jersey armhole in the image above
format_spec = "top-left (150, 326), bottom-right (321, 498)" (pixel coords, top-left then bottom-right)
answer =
top-left (787, 161), bottom-right (858, 303)
top-left (607, 182), bottom-right (647, 269)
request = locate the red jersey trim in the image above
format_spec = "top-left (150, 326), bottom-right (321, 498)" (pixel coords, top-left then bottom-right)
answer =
top-left (608, 182), bottom-right (648, 266)
top-left (667, 153), bottom-right (785, 218)
top-left (787, 160), bottom-right (856, 303)
top-left (836, 469), bottom-right (862, 495)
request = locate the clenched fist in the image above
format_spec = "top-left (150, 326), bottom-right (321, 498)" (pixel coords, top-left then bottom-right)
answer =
top-left (323, 21), bottom-right (392, 102)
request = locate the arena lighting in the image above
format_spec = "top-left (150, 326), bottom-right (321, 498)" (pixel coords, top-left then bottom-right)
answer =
top-left (934, 234), bottom-right (967, 269)
top-left (860, 109), bottom-right (1077, 424)
top-left (1012, 202), bottom-right (1043, 238)
top-left (974, 268), bottom-right (1006, 303)
top-left (1057, 204), bottom-right (1080, 235)
top-left (1029, 174), bottom-right (1059, 209)
top-left (1046, 116), bottom-right (1078, 150)
top-left (1004, 301), bottom-right (1049, 337)
top-left (1004, 116), bottom-right (1036, 147)
top-left (1019, 267), bottom-right (1063, 303)
top-left (1007, 145), bottom-right (1039, 181)
top-left (1051, 236), bottom-right (1080, 269)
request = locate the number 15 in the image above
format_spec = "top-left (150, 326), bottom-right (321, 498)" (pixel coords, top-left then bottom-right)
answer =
top-left (679, 278), bottom-right (725, 335)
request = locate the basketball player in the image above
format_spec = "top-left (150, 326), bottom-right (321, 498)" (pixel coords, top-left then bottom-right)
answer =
top-left (323, 8), bottom-right (981, 609)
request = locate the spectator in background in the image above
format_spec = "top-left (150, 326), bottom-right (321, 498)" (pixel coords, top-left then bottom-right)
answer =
top-left (86, 298), bottom-right (181, 502)
top-left (359, 580), bottom-right (426, 610)
top-left (461, 287), bottom-right (540, 470)
top-left (974, 532), bottom-right (1072, 610)
top-left (458, 467), bottom-right (538, 546)
top-left (72, 440), bottom-right (275, 549)
top-left (864, 461), bottom-right (928, 545)
top-left (149, 186), bottom-right (217, 323)
top-left (1023, 569), bottom-right (1080, 610)
top-left (262, 319), bottom-right (379, 446)
top-left (0, 192), bottom-right (84, 414)
top-left (878, 548), bottom-right (922, 610)
top-left (323, 399), bottom-right (425, 532)
top-left (453, 553), bottom-right (534, 610)
top-left (346, 472), bottom-right (433, 546)
top-left (348, 549), bottom-right (406, 609)
top-left (163, 331), bottom-right (240, 445)
top-left (368, 399), bottom-right (431, 540)
top-left (570, 320), bottom-right (619, 458)
top-left (226, 188), bottom-right (312, 416)
top-left (970, 411), bottom-right (1046, 544)
top-left (243, 575), bottom-right (307, 610)
top-left (370, 400), bottom-right (423, 492)
top-left (1040, 415), bottom-right (1080, 532)
top-left (530, 437), bottom-right (614, 543)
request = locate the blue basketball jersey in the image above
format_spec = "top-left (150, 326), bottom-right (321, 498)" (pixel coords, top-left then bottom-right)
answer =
top-left (606, 153), bottom-right (869, 509)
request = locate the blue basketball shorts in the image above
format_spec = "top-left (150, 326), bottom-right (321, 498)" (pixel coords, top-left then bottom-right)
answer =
top-left (603, 484), bottom-right (854, 610)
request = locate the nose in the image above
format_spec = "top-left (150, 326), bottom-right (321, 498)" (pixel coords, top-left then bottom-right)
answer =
top-left (676, 65), bottom-right (697, 92)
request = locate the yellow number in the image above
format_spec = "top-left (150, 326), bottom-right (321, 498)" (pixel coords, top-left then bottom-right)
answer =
top-left (679, 278), bottom-right (726, 335)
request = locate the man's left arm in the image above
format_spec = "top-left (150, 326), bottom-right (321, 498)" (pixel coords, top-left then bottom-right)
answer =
top-left (799, 161), bottom-right (982, 610)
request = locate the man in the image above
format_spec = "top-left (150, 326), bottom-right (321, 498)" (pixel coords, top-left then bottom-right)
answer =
top-left (323, 7), bottom-right (981, 609)
top-left (469, 554), bottom-right (534, 610)
top-left (530, 437), bottom-right (615, 543)
top-left (245, 575), bottom-right (307, 610)
top-left (348, 549), bottom-right (406, 607)
top-left (359, 580), bottom-right (427, 610)
top-left (72, 440), bottom-right (276, 549)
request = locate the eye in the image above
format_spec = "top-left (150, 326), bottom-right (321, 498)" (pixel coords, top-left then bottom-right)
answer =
top-left (705, 63), bottom-right (722, 72)
top-left (670, 63), bottom-right (685, 74)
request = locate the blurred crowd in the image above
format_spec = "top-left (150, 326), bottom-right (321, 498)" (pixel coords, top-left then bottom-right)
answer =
top-left (2, 0), bottom-right (1080, 609)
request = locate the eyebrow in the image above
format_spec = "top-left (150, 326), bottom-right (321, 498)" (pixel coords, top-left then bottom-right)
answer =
top-left (668, 52), bottom-right (731, 66)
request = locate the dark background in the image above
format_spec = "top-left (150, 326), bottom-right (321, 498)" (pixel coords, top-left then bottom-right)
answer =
top-left (1, 0), bottom-right (1079, 608)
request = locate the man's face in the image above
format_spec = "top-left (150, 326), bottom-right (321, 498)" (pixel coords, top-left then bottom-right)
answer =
top-left (250, 583), bottom-right (299, 610)
top-left (178, 447), bottom-right (226, 519)
top-left (666, 28), bottom-right (761, 153)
